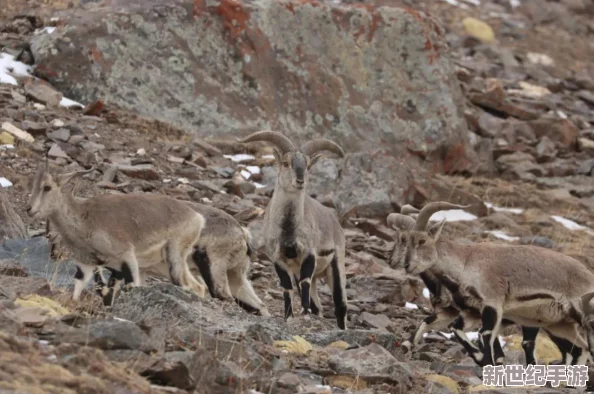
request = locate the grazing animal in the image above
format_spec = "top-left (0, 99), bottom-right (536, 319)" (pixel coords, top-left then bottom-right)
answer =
top-left (390, 205), bottom-right (576, 366)
top-left (27, 165), bottom-right (207, 300)
top-left (386, 201), bottom-right (594, 367)
top-left (239, 130), bottom-right (348, 329)
top-left (91, 202), bottom-right (270, 316)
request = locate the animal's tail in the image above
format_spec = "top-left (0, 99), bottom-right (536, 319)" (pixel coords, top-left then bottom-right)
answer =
top-left (241, 226), bottom-right (255, 261)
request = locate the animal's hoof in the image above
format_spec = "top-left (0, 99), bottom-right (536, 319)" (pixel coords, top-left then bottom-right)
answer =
top-left (401, 340), bottom-right (413, 353)
top-left (260, 308), bottom-right (271, 317)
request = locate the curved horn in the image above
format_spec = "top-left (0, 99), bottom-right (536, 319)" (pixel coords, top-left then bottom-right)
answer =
top-left (239, 130), bottom-right (296, 154)
top-left (57, 166), bottom-right (96, 188)
top-left (387, 213), bottom-right (415, 230)
top-left (414, 202), bottom-right (471, 231)
top-left (401, 204), bottom-right (420, 216)
top-left (300, 139), bottom-right (345, 158)
top-left (582, 292), bottom-right (594, 316)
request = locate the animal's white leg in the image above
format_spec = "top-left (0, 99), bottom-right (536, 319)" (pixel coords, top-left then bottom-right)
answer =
top-left (403, 307), bottom-right (460, 352)
top-left (479, 304), bottom-right (504, 366)
top-left (228, 266), bottom-right (270, 316)
top-left (73, 263), bottom-right (95, 300)
top-left (310, 277), bottom-right (323, 317)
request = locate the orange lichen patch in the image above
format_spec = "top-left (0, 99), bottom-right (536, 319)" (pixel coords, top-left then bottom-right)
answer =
top-left (216, 0), bottom-right (251, 40)
top-left (192, 0), bottom-right (206, 18)
top-left (89, 46), bottom-right (111, 73)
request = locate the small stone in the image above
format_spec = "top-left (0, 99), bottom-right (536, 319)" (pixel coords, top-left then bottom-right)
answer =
top-left (51, 119), bottom-right (65, 127)
top-left (359, 312), bottom-right (392, 332)
top-left (535, 136), bottom-right (557, 162)
top-left (579, 138), bottom-right (594, 156)
top-left (47, 128), bottom-right (71, 142)
top-left (20, 120), bottom-right (48, 135)
top-left (167, 155), bottom-right (185, 164)
top-left (0, 132), bottom-right (15, 145)
top-left (48, 143), bottom-right (70, 159)
top-left (462, 17), bottom-right (495, 43)
top-left (137, 148), bottom-right (146, 156)
top-left (118, 164), bottom-right (160, 181)
top-left (1, 122), bottom-right (34, 143)
top-left (24, 80), bottom-right (63, 107)
top-left (83, 100), bottom-right (104, 116)
top-left (519, 236), bottom-right (555, 249)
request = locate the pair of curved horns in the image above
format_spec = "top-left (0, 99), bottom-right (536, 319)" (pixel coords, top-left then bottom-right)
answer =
top-left (239, 130), bottom-right (345, 159)
top-left (387, 202), bottom-right (470, 232)
top-left (582, 292), bottom-right (594, 316)
top-left (56, 166), bottom-right (96, 187)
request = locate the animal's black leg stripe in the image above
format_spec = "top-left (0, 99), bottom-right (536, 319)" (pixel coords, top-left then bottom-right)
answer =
top-left (120, 263), bottom-right (133, 284)
top-left (74, 266), bottom-right (84, 280)
top-left (449, 317), bottom-right (485, 366)
top-left (330, 255), bottom-right (347, 330)
top-left (234, 298), bottom-right (260, 315)
top-left (310, 298), bottom-right (320, 315)
top-left (546, 331), bottom-right (575, 365)
top-left (493, 337), bottom-right (505, 366)
top-left (192, 248), bottom-right (217, 298)
top-left (481, 306), bottom-right (498, 366)
top-left (522, 327), bottom-right (539, 366)
top-left (424, 314), bottom-right (438, 325)
top-left (275, 263), bottom-right (293, 320)
top-left (299, 254), bottom-right (315, 314)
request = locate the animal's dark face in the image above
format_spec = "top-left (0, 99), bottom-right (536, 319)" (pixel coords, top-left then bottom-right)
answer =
top-left (26, 168), bottom-right (62, 219)
top-left (389, 220), bottom-right (446, 275)
top-left (390, 230), bottom-right (438, 274)
top-left (276, 151), bottom-right (311, 193)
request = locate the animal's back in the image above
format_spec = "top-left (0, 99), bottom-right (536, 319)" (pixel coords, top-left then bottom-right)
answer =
top-left (464, 242), bottom-right (594, 296)
top-left (82, 193), bottom-right (201, 244)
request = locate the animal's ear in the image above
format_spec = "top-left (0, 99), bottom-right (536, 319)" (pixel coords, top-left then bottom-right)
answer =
top-left (308, 153), bottom-right (325, 169)
top-left (428, 219), bottom-right (446, 241)
top-left (272, 147), bottom-right (283, 164)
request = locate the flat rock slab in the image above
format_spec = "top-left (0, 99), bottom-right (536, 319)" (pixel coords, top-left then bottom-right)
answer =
top-left (0, 237), bottom-right (77, 288)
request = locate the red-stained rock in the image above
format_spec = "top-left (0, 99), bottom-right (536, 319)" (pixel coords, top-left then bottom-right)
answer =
top-left (31, 0), bottom-right (477, 218)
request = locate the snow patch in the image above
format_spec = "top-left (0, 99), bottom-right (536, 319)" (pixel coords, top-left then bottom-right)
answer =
top-left (405, 302), bottom-right (419, 310)
top-left (551, 215), bottom-right (594, 236)
top-left (429, 210), bottom-right (477, 222)
top-left (224, 154), bottom-right (255, 163)
top-left (0, 144), bottom-right (14, 150)
top-left (35, 26), bottom-right (56, 35)
top-left (510, 0), bottom-right (521, 7)
top-left (423, 288), bottom-right (430, 299)
top-left (60, 97), bottom-right (84, 108)
top-left (440, 0), bottom-right (470, 9)
top-left (246, 165), bottom-right (260, 174)
top-left (527, 52), bottom-right (554, 66)
top-left (262, 154), bottom-right (274, 160)
top-left (485, 202), bottom-right (524, 215)
top-left (253, 182), bottom-right (266, 189)
top-left (241, 170), bottom-right (251, 179)
top-left (0, 52), bottom-right (34, 86)
top-left (485, 230), bottom-right (520, 242)
top-left (0, 177), bottom-right (12, 188)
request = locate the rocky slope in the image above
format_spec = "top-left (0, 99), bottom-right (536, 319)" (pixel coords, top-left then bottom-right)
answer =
top-left (1, 0), bottom-right (594, 393)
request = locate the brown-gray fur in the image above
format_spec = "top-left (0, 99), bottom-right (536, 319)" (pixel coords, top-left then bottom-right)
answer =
top-left (239, 130), bottom-right (348, 329)
top-left (387, 202), bottom-right (594, 367)
top-left (90, 201), bottom-right (269, 316)
top-left (27, 166), bottom-right (207, 300)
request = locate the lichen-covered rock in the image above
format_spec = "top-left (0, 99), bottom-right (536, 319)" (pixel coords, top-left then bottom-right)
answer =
top-left (31, 0), bottom-right (477, 218)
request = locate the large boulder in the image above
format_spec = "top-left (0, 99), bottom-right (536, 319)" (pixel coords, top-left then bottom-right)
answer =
top-left (31, 0), bottom-right (477, 218)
